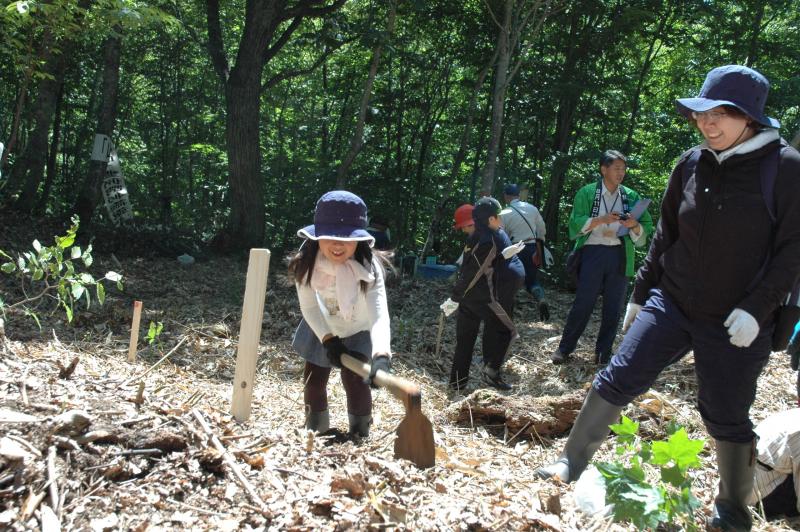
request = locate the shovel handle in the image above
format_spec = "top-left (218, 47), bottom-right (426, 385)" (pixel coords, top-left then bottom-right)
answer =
top-left (340, 354), bottom-right (421, 409)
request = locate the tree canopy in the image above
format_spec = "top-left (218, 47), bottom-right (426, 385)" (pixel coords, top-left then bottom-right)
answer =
top-left (1, 0), bottom-right (799, 262)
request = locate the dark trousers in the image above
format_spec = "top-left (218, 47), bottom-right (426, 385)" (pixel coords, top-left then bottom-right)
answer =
top-left (518, 243), bottom-right (544, 300)
top-left (304, 362), bottom-right (372, 416)
top-left (558, 245), bottom-right (628, 357)
top-left (450, 278), bottom-right (521, 388)
top-left (762, 474), bottom-right (799, 519)
top-left (594, 288), bottom-right (772, 442)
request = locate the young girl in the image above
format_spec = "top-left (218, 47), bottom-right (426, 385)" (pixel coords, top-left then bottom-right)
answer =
top-left (288, 190), bottom-right (392, 437)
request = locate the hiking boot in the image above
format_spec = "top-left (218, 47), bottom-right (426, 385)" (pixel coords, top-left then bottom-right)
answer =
top-left (482, 366), bottom-right (512, 391)
top-left (551, 348), bottom-right (569, 365)
top-left (348, 414), bottom-right (372, 438)
top-left (305, 408), bottom-right (330, 433)
top-left (539, 301), bottom-right (550, 322)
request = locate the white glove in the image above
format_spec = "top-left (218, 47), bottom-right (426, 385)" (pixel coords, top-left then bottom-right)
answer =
top-left (724, 308), bottom-right (759, 348)
top-left (622, 302), bottom-right (642, 333)
top-left (440, 298), bottom-right (459, 317)
top-left (502, 240), bottom-right (525, 259)
top-left (543, 246), bottom-right (554, 268)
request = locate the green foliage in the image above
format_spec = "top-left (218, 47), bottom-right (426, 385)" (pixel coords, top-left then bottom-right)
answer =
top-left (595, 416), bottom-right (705, 530)
top-left (145, 320), bottom-right (163, 346)
top-left (0, 215), bottom-right (123, 325)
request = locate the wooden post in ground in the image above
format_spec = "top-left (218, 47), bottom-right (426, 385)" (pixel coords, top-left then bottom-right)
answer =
top-left (231, 249), bottom-right (271, 422)
top-left (128, 301), bottom-right (142, 362)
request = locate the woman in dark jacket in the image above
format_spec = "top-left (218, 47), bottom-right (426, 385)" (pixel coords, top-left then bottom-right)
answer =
top-left (536, 65), bottom-right (800, 531)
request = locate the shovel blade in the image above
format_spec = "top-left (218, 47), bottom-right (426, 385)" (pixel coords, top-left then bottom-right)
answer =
top-left (394, 408), bottom-right (435, 468)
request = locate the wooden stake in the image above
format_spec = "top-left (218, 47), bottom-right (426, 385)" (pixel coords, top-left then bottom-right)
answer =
top-left (127, 301), bottom-right (142, 362)
top-left (231, 249), bottom-right (271, 422)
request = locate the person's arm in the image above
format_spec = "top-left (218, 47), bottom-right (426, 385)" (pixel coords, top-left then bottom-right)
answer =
top-left (631, 160), bottom-right (685, 305)
top-left (366, 258), bottom-right (392, 358)
top-left (738, 151), bottom-right (800, 324)
top-left (296, 281), bottom-right (333, 341)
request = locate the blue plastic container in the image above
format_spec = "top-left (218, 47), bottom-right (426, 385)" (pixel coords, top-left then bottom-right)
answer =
top-left (415, 263), bottom-right (457, 280)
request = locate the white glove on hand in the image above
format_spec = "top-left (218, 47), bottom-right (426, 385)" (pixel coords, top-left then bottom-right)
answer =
top-left (502, 240), bottom-right (525, 259)
top-left (622, 303), bottom-right (642, 333)
top-left (724, 308), bottom-right (759, 348)
top-left (440, 298), bottom-right (459, 317)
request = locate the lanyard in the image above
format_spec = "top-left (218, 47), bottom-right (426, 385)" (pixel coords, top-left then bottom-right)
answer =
top-left (601, 192), bottom-right (619, 217)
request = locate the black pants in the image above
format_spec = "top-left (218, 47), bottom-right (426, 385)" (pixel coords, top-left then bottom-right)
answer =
top-left (761, 474), bottom-right (799, 519)
top-left (449, 278), bottom-right (520, 389)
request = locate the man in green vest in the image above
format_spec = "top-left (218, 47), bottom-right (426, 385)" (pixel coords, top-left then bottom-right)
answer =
top-left (551, 150), bottom-right (654, 365)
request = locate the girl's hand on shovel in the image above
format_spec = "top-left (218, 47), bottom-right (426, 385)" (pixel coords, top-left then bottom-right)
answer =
top-left (368, 354), bottom-right (392, 388)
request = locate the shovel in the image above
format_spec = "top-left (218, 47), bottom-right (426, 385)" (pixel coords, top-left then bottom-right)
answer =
top-left (341, 354), bottom-right (435, 468)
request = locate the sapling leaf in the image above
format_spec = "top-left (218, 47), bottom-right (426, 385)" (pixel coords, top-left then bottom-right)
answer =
top-left (651, 428), bottom-right (704, 470)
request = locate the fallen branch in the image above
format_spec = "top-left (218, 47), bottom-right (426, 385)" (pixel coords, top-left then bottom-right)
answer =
top-left (120, 337), bottom-right (187, 387)
top-left (191, 408), bottom-right (268, 512)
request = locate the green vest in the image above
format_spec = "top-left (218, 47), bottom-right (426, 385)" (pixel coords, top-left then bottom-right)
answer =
top-left (568, 181), bottom-right (655, 277)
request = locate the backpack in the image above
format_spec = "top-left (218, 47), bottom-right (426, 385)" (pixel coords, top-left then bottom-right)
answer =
top-left (682, 141), bottom-right (800, 351)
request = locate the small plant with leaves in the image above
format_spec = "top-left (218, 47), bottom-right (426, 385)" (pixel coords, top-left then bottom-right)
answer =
top-left (0, 215), bottom-right (123, 326)
top-left (145, 321), bottom-right (164, 347)
top-left (595, 416), bottom-right (705, 530)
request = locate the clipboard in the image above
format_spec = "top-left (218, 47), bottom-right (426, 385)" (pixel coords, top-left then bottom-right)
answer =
top-left (617, 198), bottom-right (651, 236)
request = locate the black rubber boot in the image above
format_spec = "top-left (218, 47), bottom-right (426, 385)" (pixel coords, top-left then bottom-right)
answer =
top-left (709, 439), bottom-right (755, 531)
top-left (348, 414), bottom-right (372, 438)
top-left (535, 388), bottom-right (624, 482)
top-left (305, 408), bottom-right (330, 433)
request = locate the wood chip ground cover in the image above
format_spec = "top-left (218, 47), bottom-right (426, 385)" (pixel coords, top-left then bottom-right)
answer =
top-left (1, 250), bottom-right (798, 531)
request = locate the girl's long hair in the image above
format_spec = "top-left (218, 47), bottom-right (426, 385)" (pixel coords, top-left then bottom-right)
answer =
top-left (287, 240), bottom-right (393, 292)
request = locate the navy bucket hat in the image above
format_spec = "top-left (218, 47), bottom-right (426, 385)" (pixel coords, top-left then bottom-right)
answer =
top-left (676, 65), bottom-right (779, 128)
top-left (504, 184), bottom-right (520, 196)
top-left (298, 190), bottom-right (375, 245)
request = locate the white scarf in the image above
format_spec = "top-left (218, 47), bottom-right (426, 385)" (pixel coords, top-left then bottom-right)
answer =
top-left (311, 255), bottom-right (375, 320)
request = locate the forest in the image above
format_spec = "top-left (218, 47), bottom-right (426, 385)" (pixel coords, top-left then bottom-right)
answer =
top-left (1, 0), bottom-right (800, 531)
top-left (1, 0), bottom-right (798, 260)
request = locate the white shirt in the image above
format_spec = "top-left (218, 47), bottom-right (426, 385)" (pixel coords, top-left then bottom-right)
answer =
top-left (296, 257), bottom-right (392, 356)
top-left (749, 408), bottom-right (800, 512)
top-left (581, 182), bottom-right (646, 246)
top-left (500, 199), bottom-right (547, 243)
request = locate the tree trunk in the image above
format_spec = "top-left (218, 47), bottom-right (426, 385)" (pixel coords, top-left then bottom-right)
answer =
top-left (419, 53), bottom-right (496, 258)
top-left (335, 0), bottom-right (397, 188)
top-left (623, 7), bottom-right (671, 154)
top-left (74, 29), bottom-right (122, 227)
top-left (35, 82), bottom-right (65, 213)
top-left (541, 11), bottom-right (604, 241)
top-left (14, 44), bottom-right (72, 211)
top-left (205, 0), bottom-right (346, 251)
top-left (480, 0), bottom-right (513, 195)
top-left (0, 29), bottom-right (36, 178)
top-left (745, 1), bottom-right (765, 67)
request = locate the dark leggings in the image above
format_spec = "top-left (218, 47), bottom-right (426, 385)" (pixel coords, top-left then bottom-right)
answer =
top-left (303, 362), bottom-right (372, 416)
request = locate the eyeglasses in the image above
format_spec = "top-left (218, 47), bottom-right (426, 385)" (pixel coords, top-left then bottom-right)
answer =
top-left (691, 110), bottom-right (728, 122)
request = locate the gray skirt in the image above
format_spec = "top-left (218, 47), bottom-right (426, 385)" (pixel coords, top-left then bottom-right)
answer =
top-left (292, 319), bottom-right (373, 368)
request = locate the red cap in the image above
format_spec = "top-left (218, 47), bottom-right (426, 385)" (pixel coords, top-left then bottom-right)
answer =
top-left (453, 204), bottom-right (474, 229)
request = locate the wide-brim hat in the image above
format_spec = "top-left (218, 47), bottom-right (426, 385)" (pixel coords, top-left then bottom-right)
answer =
top-left (675, 65), bottom-right (779, 128)
top-left (298, 190), bottom-right (375, 245)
